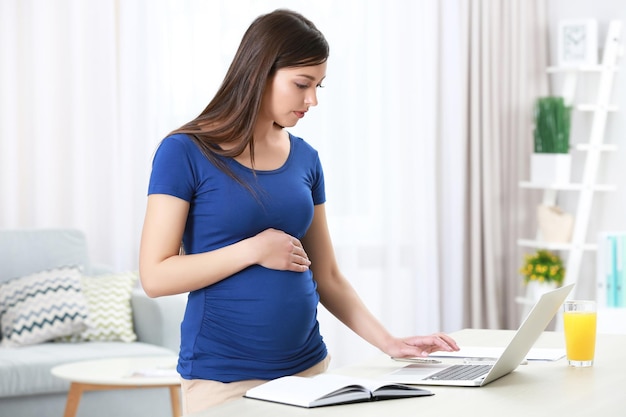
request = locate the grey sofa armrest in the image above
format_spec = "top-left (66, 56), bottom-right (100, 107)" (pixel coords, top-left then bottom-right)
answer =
top-left (131, 289), bottom-right (187, 353)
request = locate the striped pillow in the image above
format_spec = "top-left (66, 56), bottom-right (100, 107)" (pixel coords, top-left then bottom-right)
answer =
top-left (79, 271), bottom-right (138, 342)
top-left (0, 266), bottom-right (88, 347)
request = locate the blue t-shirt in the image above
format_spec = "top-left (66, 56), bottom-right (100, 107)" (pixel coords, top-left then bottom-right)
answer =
top-left (148, 133), bottom-right (328, 382)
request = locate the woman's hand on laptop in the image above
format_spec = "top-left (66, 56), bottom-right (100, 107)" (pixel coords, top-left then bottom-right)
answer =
top-left (384, 333), bottom-right (460, 358)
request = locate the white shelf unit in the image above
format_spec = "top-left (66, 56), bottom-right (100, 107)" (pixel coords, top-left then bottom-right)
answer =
top-left (519, 182), bottom-right (617, 191)
top-left (518, 21), bottom-right (623, 311)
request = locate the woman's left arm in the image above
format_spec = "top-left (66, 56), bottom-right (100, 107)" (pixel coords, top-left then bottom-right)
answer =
top-left (302, 204), bottom-right (459, 358)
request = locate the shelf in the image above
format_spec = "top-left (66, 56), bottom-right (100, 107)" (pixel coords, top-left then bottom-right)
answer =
top-left (547, 65), bottom-right (619, 73)
top-left (518, 20), bottom-right (623, 324)
top-left (517, 239), bottom-right (597, 251)
top-left (576, 104), bottom-right (619, 112)
top-left (515, 296), bottom-right (534, 306)
top-left (519, 181), bottom-right (617, 191)
top-left (575, 144), bottom-right (618, 152)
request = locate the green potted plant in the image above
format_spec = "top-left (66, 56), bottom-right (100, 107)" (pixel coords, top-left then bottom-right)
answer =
top-left (520, 249), bottom-right (565, 302)
top-left (530, 96), bottom-right (572, 184)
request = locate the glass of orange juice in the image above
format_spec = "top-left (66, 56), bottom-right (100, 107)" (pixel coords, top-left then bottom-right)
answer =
top-left (563, 300), bottom-right (597, 367)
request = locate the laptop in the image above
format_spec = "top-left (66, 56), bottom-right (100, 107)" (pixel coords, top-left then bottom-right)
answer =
top-left (386, 283), bottom-right (574, 387)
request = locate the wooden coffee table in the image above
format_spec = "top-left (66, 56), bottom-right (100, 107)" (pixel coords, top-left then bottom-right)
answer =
top-left (51, 356), bottom-right (181, 417)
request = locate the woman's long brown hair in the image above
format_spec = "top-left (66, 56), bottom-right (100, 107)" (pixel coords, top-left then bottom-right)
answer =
top-left (169, 9), bottom-right (329, 185)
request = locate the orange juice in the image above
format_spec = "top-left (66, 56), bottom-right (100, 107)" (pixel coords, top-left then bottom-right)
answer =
top-left (563, 311), bottom-right (597, 362)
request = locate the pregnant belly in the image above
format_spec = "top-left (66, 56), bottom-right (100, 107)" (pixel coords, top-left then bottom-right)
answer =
top-left (204, 268), bottom-right (320, 352)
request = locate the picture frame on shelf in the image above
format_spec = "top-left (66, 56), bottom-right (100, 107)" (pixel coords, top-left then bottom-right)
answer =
top-left (557, 19), bottom-right (598, 67)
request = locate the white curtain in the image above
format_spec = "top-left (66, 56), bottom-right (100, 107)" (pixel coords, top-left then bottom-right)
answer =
top-left (0, 0), bottom-right (230, 268)
top-left (304, 0), bottom-right (468, 366)
top-left (1, 0), bottom-right (467, 369)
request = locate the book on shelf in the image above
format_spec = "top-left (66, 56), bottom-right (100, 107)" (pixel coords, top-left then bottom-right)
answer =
top-left (598, 232), bottom-right (626, 308)
top-left (244, 373), bottom-right (433, 408)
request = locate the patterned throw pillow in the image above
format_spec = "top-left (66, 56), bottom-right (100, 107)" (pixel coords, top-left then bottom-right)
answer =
top-left (0, 266), bottom-right (88, 347)
top-left (79, 271), bottom-right (138, 342)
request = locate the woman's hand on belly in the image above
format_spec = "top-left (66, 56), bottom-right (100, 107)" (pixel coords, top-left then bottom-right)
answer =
top-left (249, 228), bottom-right (311, 272)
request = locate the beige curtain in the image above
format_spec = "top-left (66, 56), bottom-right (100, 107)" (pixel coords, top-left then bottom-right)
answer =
top-left (463, 0), bottom-right (549, 329)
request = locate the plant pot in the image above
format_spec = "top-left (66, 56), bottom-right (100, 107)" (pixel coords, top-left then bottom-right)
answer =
top-left (526, 281), bottom-right (558, 303)
top-left (530, 153), bottom-right (571, 185)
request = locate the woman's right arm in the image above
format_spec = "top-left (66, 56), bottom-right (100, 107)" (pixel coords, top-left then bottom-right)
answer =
top-left (139, 194), bottom-right (310, 297)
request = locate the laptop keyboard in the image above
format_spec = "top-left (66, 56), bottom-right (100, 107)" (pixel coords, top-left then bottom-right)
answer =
top-left (425, 364), bottom-right (492, 381)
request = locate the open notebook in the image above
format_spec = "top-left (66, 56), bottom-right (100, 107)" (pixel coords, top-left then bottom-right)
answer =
top-left (386, 283), bottom-right (574, 387)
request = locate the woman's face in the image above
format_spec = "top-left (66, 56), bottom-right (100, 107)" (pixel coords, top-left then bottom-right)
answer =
top-left (260, 62), bottom-right (327, 128)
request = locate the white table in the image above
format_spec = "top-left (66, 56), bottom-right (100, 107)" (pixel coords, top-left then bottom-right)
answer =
top-left (51, 356), bottom-right (181, 417)
top-left (188, 329), bottom-right (625, 417)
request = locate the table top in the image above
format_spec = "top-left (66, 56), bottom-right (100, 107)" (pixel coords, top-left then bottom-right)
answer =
top-left (51, 355), bottom-right (180, 387)
top-left (188, 328), bottom-right (625, 417)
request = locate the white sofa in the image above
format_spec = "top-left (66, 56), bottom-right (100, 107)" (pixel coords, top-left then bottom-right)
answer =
top-left (0, 229), bottom-right (186, 417)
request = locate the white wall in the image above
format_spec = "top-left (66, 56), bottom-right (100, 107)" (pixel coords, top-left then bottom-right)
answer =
top-left (547, 1), bottom-right (626, 298)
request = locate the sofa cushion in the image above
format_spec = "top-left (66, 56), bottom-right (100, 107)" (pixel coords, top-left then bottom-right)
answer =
top-left (0, 266), bottom-right (89, 347)
top-left (0, 341), bottom-right (176, 397)
top-left (79, 271), bottom-right (138, 342)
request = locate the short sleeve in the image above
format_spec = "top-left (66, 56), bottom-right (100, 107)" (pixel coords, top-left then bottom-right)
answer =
top-left (311, 154), bottom-right (326, 205)
top-left (147, 135), bottom-right (196, 202)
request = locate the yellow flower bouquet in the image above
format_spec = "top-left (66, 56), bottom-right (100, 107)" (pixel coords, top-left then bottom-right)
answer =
top-left (519, 250), bottom-right (565, 285)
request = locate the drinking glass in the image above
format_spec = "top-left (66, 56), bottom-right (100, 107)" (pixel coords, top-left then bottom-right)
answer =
top-left (563, 300), bottom-right (597, 367)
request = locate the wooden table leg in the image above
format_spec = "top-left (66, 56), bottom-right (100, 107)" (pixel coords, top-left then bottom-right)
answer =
top-left (62, 382), bottom-right (180, 417)
top-left (169, 385), bottom-right (181, 417)
top-left (63, 382), bottom-right (84, 417)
